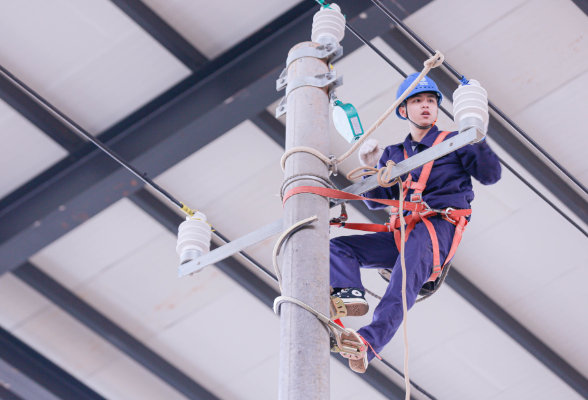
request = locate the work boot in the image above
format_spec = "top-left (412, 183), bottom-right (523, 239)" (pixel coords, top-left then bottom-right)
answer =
top-left (331, 287), bottom-right (369, 317)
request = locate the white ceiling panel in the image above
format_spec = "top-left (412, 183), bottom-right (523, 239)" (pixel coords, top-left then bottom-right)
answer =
top-left (141, 0), bottom-right (304, 59)
top-left (213, 353), bottom-right (279, 400)
top-left (154, 120), bottom-right (283, 212)
top-left (439, 0), bottom-right (588, 116)
top-left (12, 304), bottom-right (121, 380)
top-left (76, 231), bottom-right (236, 340)
top-left (488, 371), bottom-right (581, 400)
top-left (0, 273), bottom-right (49, 330)
top-left (147, 288), bottom-right (280, 398)
top-left (0, 99), bottom-right (67, 199)
top-left (30, 198), bottom-right (167, 288)
top-left (507, 262), bottom-right (588, 374)
top-left (404, 0), bottom-right (530, 53)
top-left (0, 0), bottom-right (190, 134)
top-left (86, 355), bottom-right (186, 400)
top-left (511, 68), bottom-right (588, 177)
top-left (455, 199), bottom-right (588, 307)
top-left (330, 357), bottom-right (389, 400)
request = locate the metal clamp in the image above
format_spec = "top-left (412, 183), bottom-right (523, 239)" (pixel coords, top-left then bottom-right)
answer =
top-left (276, 42), bottom-right (342, 91)
top-left (275, 72), bottom-right (343, 117)
top-left (285, 42), bottom-right (343, 69)
top-left (286, 70), bottom-right (342, 96)
top-left (275, 96), bottom-right (287, 118)
top-left (328, 155), bottom-right (338, 176)
top-left (276, 68), bottom-right (288, 91)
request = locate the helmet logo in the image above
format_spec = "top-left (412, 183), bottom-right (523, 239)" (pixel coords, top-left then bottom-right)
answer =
top-left (419, 78), bottom-right (428, 86)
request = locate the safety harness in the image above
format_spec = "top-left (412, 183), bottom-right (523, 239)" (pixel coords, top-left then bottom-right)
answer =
top-left (282, 131), bottom-right (471, 284)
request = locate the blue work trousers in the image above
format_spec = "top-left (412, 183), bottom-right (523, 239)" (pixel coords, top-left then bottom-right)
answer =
top-left (330, 215), bottom-right (456, 361)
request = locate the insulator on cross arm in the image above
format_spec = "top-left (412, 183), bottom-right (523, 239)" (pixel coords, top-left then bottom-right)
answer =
top-left (452, 79), bottom-right (489, 139)
top-left (176, 212), bottom-right (212, 266)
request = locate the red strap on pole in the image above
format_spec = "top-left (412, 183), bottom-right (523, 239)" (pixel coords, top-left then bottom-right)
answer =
top-left (282, 186), bottom-right (425, 212)
top-left (330, 222), bottom-right (390, 232)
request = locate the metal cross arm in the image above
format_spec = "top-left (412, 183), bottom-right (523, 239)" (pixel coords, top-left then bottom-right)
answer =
top-left (178, 127), bottom-right (479, 277)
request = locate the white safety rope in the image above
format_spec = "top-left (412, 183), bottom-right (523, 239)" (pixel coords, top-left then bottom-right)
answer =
top-left (279, 51), bottom-right (445, 179)
top-left (396, 178), bottom-right (411, 400)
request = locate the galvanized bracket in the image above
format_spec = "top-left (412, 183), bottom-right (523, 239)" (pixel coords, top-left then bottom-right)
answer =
top-left (276, 68), bottom-right (288, 91)
top-left (178, 127), bottom-right (481, 278)
top-left (286, 42), bottom-right (343, 69)
top-left (285, 70), bottom-right (342, 97)
top-left (275, 96), bottom-right (288, 118)
top-left (275, 71), bottom-right (343, 117)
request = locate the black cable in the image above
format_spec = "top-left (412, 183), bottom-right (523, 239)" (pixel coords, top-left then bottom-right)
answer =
top-left (345, 19), bottom-right (588, 239)
top-left (345, 23), bottom-right (408, 78)
top-left (370, 0), bottom-right (588, 197)
top-left (0, 64), bottom-right (195, 216)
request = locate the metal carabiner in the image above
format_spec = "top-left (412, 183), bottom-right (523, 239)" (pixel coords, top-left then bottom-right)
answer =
top-left (443, 207), bottom-right (457, 223)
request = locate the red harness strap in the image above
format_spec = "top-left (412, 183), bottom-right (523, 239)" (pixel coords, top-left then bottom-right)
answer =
top-left (282, 131), bottom-right (471, 283)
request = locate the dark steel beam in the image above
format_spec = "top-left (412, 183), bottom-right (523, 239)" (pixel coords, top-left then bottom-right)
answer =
top-left (128, 188), bottom-right (406, 400)
top-left (572, 0), bottom-right (588, 16)
top-left (251, 109), bottom-right (588, 398)
top-left (12, 263), bottom-right (220, 400)
top-left (0, 71), bottom-right (83, 153)
top-left (0, 0), bottom-right (408, 275)
top-left (0, 327), bottom-right (105, 400)
top-left (380, 28), bottom-right (588, 226)
top-left (110, 0), bottom-right (208, 70)
top-left (0, 383), bottom-right (26, 400)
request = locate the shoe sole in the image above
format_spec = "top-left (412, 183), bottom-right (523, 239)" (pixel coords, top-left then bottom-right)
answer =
top-left (349, 357), bottom-right (367, 373)
top-left (343, 301), bottom-right (369, 317)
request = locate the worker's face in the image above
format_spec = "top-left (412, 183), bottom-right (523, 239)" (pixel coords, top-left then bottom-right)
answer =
top-left (399, 93), bottom-right (438, 126)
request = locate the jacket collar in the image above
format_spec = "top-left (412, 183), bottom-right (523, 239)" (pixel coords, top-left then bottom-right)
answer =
top-left (402, 125), bottom-right (440, 157)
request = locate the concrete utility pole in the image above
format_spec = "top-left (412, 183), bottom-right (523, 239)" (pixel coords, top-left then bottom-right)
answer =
top-left (278, 5), bottom-right (345, 399)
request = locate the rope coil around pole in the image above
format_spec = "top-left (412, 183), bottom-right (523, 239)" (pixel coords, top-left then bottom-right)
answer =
top-left (279, 51), bottom-right (445, 172)
top-left (369, 0), bottom-right (588, 198)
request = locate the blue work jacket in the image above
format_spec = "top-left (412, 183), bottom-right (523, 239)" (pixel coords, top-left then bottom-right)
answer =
top-left (362, 126), bottom-right (502, 211)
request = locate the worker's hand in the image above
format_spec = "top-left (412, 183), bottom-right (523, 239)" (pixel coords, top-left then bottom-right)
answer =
top-left (358, 138), bottom-right (382, 167)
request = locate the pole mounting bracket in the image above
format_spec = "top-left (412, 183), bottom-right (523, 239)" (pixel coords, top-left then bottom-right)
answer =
top-left (285, 42), bottom-right (343, 69)
top-left (275, 71), bottom-right (343, 117)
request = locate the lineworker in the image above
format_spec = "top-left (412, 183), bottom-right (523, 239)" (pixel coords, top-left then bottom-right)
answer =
top-left (330, 73), bottom-right (502, 373)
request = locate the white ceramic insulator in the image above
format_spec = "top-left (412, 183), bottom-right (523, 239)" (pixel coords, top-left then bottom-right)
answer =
top-left (453, 79), bottom-right (489, 131)
top-left (311, 3), bottom-right (345, 43)
top-left (176, 212), bottom-right (212, 263)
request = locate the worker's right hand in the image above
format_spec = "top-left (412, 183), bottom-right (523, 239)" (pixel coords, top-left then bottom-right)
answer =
top-left (358, 139), bottom-right (382, 167)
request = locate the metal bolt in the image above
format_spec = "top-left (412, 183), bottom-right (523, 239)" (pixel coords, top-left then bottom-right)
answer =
top-left (280, 78), bottom-right (285, 83)
top-left (279, 106), bottom-right (284, 111)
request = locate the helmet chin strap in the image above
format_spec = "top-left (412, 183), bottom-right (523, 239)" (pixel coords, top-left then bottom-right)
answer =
top-left (404, 101), bottom-right (435, 130)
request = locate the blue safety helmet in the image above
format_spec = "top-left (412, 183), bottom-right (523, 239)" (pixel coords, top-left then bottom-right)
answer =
top-left (395, 73), bottom-right (443, 120)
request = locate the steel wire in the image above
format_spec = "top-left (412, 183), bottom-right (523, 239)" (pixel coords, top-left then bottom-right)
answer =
top-left (344, 20), bottom-right (588, 239)
top-left (370, 0), bottom-right (588, 197)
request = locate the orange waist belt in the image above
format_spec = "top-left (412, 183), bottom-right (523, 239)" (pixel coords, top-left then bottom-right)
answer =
top-left (282, 185), bottom-right (470, 282)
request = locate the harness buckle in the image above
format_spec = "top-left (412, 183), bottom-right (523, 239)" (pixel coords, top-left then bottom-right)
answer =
top-left (443, 207), bottom-right (457, 223)
top-left (410, 193), bottom-right (422, 203)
